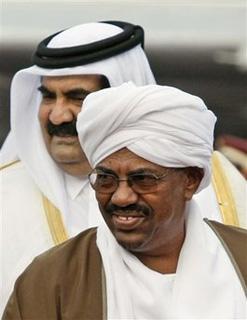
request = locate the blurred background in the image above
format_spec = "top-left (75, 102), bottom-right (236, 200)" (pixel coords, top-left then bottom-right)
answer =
top-left (1, 0), bottom-right (247, 175)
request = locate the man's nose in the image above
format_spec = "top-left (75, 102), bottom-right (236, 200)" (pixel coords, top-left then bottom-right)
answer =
top-left (48, 100), bottom-right (74, 125)
top-left (111, 180), bottom-right (138, 207)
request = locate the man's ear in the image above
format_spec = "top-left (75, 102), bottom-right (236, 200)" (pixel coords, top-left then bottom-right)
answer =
top-left (184, 167), bottom-right (204, 200)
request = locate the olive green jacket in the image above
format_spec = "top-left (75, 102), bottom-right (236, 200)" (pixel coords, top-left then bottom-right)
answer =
top-left (2, 221), bottom-right (247, 320)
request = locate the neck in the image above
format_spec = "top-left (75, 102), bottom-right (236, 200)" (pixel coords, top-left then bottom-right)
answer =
top-left (134, 227), bottom-right (185, 274)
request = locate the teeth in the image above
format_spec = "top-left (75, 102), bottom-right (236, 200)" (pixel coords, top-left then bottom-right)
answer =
top-left (118, 216), bottom-right (128, 221)
top-left (118, 216), bottom-right (133, 221)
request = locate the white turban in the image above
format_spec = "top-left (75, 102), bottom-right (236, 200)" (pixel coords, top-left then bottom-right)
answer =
top-left (77, 83), bottom-right (217, 192)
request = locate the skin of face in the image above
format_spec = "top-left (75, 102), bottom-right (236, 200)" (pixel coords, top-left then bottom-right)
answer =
top-left (95, 148), bottom-right (202, 272)
top-left (38, 74), bottom-right (106, 177)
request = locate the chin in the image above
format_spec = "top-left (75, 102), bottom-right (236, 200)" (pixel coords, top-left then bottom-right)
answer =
top-left (114, 230), bottom-right (148, 252)
top-left (59, 161), bottom-right (91, 176)
top-left (52, 148), bottom-right (81, 162)
top-left (51, 146), bottom-right (87, 164)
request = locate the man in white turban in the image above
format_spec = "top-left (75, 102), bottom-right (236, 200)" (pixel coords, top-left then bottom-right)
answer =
top-left (3, 84), bottom-right (246, 319)
top-left (0, 21), bottom-right (156, 313)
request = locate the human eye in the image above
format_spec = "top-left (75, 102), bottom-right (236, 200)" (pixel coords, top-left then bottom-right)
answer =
top-left (131, 173), bottom-right (157, 187)
top-left (68, 90), bottom-right (90, 103)
top-left (96, 173), bottom-right (115, 187)
top-left (38, 86), bottom-right (55, 102)
top-left (72, 93), bottom-right (88, 101)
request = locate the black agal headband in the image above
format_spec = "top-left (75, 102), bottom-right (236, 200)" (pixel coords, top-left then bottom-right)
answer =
top-left (32, 21), bottom-right (144, 69)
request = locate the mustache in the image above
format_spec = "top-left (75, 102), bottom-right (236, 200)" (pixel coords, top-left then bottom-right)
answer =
top-left (105, 203), bottom-right (152, 216)
top-left (46, 119), bottom-right (78, 137)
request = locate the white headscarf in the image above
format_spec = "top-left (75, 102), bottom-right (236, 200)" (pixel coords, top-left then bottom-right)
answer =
top-left (77, 82), bottom-right (217, 193)
top-left (1, 22), bottom-right (155, 163)
top-left (0, 23), bottom-right (155, 229)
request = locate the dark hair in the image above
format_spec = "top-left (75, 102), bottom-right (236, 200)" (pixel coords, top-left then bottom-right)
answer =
top-left (100, 75), bottom-right (110, 89)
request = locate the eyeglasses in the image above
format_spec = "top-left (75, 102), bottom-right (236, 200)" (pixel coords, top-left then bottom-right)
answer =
top-left (88, 169), bottom-right (175, 194)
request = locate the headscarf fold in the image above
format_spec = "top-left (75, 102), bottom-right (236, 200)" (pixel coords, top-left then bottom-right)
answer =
top-left (77, 82), bottom-right (217, 192)
top-left (1, 22), bottom-right (155, 164)
top-left (0, 23), bottom-right (155, 227)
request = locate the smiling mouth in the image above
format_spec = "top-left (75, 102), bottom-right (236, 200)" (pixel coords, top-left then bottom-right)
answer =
top-left (112, 214), bottom-right (146, 230)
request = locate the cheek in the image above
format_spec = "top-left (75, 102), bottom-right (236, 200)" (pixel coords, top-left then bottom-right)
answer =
top-left (38, 104), bottom-right (50, 125)
top-left (75, 104), bottom-right (83, 115)
top-left (152, 186), bottom-right (186, 218)
top-left (167, 187), bottom-right (187, 217)
top-left (95, 193), bottom-right (111, 209)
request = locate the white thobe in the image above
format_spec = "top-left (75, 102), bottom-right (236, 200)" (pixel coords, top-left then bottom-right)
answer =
top-left (0, 161), bottom-right (102, 314)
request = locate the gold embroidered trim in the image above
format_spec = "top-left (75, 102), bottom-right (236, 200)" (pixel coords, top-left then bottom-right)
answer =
top-left (212, 152), bottom-right (239, 226)
top-left (1, 159), bottom-right (68, 243)
top-left (42, 195), bottom-right (68, 245)
top-left (101, 267), bottom-right (107, 320)
top-left (0, 160), bottom-right (20, 171)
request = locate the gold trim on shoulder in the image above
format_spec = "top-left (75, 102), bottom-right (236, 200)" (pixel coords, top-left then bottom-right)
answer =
top-left (0, 159), bottom-right (20, 171)
top-left (212, 152), bottom-right (239, 227)
top-left (101, 267), bottom-right (107, 320)
top-left (1, 159), bottom-right (68, 244)
top-left (42, 195), bottom-right (68, 245)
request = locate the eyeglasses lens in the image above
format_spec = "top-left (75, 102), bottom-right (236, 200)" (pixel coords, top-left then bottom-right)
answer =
top-left (89, 172), bottom-right (160, 194)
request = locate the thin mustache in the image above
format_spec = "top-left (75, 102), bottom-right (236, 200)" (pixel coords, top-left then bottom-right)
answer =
top-left (106, 203), bottom-right (152, 216)
top-left (47, 120), bottom-right (78, 136)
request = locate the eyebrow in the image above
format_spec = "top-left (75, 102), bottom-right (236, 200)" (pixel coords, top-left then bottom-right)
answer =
top-left (37, 85), bottom-right (51, 95)
top-left (65, 88), bottom-right (91, 97)
top-left (37, 85), bottom-right (92, 97)
top-left (95, 166), bottom-right (161, 176)
top-left (127, 168), bottom-right (163, 175)
top-left (95, 166), bottom-right (116, 175)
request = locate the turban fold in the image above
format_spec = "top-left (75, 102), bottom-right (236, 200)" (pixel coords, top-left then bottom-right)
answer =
top-left (77, 83), bottom-right (217, 192)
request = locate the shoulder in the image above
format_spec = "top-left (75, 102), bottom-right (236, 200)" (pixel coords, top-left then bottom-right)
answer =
top-left (0, 159), bottom-right (21, 171)
top-left (38, 227), bottom-right (98, 260)
top-left (211, 151), bottom-right (246, 228)
top-left (11, 227), bottom-right (100, 304)
top-left (212, 150), bottom-right (245, 177)
top-left (212, 151), bottom-right (246, 190)
top-left (31, 227), bottom-right (98, 262)
top-left (205, 219), bottom-right (247, 241)
top-left (18, 227), bottom-right (99, 280)
top-left (1, 160), bottom-right (29, 180)
top-left (205, 219), bottom-right (247, 294)
top-left (1, 160), bottom-right (43, 214)
top-left (0, 160), bottom-right (41, 197)
top-left (3, 228), bottom-right (102, 318)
